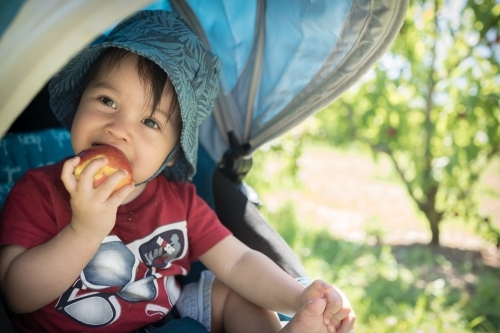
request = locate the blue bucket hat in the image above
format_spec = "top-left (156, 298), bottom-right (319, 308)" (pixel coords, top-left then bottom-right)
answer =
top-left (49, 10), bottom-right (221, 182)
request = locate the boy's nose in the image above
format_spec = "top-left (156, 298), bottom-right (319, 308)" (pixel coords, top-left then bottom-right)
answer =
top-left (104, 115), bottom-right (133, 142)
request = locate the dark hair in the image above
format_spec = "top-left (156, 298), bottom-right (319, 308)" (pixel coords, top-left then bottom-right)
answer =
top-left (80, 47), bottom-right (181, 131)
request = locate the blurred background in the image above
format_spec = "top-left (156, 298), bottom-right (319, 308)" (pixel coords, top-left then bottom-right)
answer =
top-left (246, 0), bottom-right (500, 332)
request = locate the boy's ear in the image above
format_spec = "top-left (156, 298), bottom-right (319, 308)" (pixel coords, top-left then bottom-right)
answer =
top-left (166, 146), bottom-right (180, 166)
top-left (167, 157), bottom-right (176, 166)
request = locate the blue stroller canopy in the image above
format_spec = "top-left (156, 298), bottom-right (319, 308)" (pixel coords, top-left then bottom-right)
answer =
top-left (0, 0), bottom-right (408, 165)
top-left (0, 1), bottom-right (408, 331)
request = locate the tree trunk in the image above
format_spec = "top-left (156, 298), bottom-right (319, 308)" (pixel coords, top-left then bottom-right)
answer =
top-left (427, 209), bottom-right (441, 246)
top-left (421, 185), bottom-right (443, 246)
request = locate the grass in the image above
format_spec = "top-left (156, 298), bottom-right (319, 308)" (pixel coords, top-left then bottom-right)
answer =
top-left (260, 201), bottom-right (500, 332)
top-left (245, 142), bottom-right (500, 332)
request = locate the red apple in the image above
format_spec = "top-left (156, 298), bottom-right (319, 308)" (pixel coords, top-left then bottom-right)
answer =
top-left (74, 145), bottom-right (133, 192)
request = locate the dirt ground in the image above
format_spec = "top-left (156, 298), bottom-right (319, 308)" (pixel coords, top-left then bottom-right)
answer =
top-left (263, 147), bottom-right (500, 267)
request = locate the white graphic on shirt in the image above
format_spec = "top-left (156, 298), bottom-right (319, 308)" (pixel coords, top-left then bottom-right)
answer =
top-left (56, 223), bottom-right (187, 328)
top-left (128, 222), bottom-right (188, 268)
top-left (145, 303), bottom-right (169, 318)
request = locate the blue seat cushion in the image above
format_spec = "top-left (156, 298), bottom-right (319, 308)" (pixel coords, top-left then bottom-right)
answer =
top-left (0, 128), bottom-right (74, 209)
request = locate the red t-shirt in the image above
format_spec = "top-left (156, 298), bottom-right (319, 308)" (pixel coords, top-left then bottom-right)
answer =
top-left (0, 160), bottom-right (231, 332)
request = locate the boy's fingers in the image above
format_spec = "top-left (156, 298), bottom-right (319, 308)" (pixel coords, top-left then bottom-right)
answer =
top-left (112, 183), bottom-right (135, 200)
top-left (305, 279), bottom-right (333, 301)
top-left (77, 157), bottom-right (108, 190)
top-left (95, 169), bottom-right (129, 199)
top-left (61, 156), bottom-right (81, 190)
top-left (323, 290), bottom-right (343, 325)
top-left (336, 312), bottom-right (356, 333)
top-left (61, 156), bottom-right (81, 174)
top-left (325, 307), bottom-right (350, 328)
top-left (327, 317), bottom-right (340, 332)
top-left (107, 177), bottom-right (135, 204)
top-left (314, 279), bottom-right (332, 292)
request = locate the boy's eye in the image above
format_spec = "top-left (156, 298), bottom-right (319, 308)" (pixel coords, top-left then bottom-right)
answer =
top-left (100, 97), bottom-right (117, 108)
top-left (142, 118), bottom-right (160, 129)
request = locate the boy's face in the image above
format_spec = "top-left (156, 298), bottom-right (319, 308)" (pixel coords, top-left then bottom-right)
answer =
top-left (71, 53), bottom-right (181, 198)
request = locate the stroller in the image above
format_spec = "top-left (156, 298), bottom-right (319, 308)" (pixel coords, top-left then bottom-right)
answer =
top-left (0, 0), bottom-right (408, 331)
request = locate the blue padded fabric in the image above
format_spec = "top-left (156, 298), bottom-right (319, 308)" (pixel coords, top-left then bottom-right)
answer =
top-left (0, 128), bottom-right (73, 209)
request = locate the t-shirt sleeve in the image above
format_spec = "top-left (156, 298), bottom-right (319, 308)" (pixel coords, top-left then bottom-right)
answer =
top-left (0, 168), bottom-right (59, 249)
top-left (177, 183), bottom-right (231, 261)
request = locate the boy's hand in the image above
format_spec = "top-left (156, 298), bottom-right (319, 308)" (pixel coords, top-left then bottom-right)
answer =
top-left (299, 280), bottom-right (355, 333)
top-left (61, 156), bottom-right (135, 239)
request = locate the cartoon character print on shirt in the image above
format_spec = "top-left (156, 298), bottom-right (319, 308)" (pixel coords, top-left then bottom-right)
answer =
top-left (56, 222), bottom-right (188, 328)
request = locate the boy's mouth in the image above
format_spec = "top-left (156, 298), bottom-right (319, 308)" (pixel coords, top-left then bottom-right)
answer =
top-left (91, 143), bottom-right (125, 156)
top-left (92, 143), bottom-right (114, 149)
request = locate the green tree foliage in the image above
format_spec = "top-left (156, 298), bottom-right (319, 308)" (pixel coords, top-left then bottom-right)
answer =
top-left (312, 0), bottom-right (500, 245)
